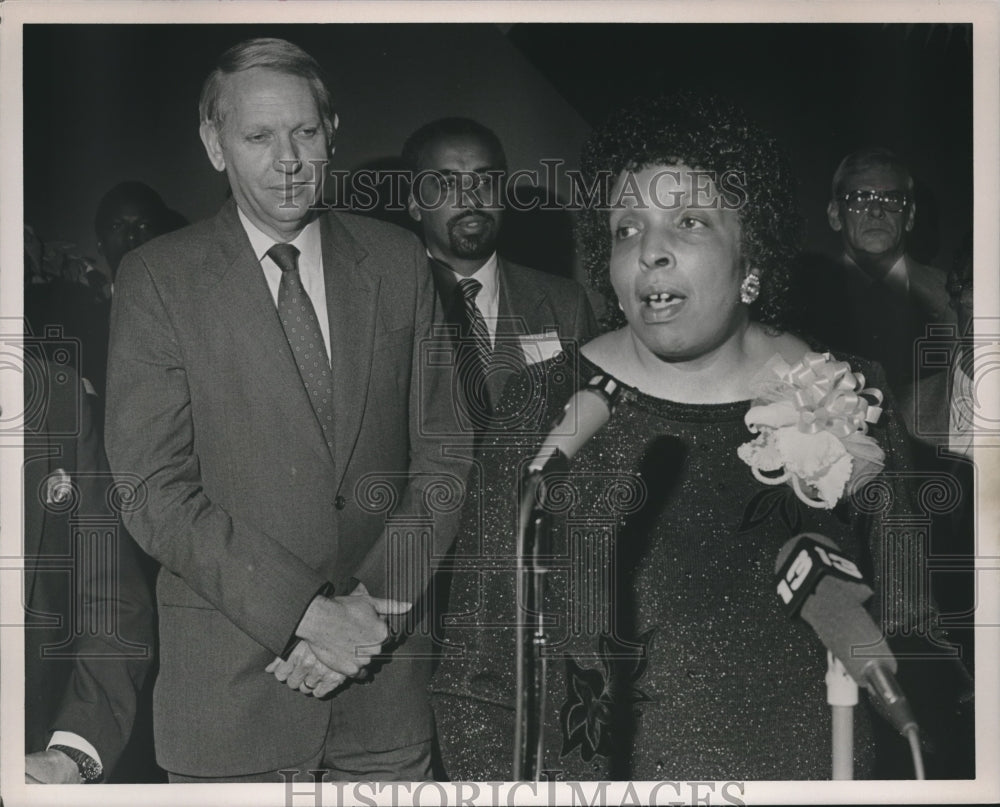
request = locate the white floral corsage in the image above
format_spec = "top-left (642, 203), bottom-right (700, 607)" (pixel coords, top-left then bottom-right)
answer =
top-left (737, 352), bottom-right (885, 509)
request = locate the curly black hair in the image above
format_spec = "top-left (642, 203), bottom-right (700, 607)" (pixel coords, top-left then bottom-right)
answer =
top-left (578, 92), bottom-right (802, 332)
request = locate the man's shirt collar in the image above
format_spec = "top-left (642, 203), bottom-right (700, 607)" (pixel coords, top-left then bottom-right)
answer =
top-left (841, 252), bottom-right (910, 295)
top-left (427, 251), bottom-right (499, 301)
top-left (237, 208), bottom-right (321, 264)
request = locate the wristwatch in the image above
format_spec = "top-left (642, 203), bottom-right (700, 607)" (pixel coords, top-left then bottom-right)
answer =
top-left (49, 744), bottom-right (103, 783)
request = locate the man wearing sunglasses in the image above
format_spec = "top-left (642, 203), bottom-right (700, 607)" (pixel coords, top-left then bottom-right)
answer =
top-left (818, 147), bottom-right (955, 428)
top-left (829, 149), bottom-right (919, 285)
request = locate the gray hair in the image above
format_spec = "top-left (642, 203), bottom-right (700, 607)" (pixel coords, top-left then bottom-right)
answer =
top-left (199, 37), bottom-right (336, 144)
top-left (831, 147), bottom-right (914, 198)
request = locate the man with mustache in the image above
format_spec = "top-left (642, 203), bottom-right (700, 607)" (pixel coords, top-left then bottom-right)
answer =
top-left (403, 118), bottom-right (597, 429)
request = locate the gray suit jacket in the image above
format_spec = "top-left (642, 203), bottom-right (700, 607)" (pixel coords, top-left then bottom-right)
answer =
top-left (106, 200), bottom-right (467, 776)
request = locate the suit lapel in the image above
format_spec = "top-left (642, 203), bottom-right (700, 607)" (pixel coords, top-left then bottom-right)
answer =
top-left (428, 257), bottom-right (463, 334)
top-left (496, 258), bottom-right (548, 337)
top-left (204, 201), bottom-right (332, 467)
top-left (321, 214), bottom-right (378, 493)
top-left (489, 259), bottom-right (547, 404)
top-left (905, 256), bottom-right (956, 325)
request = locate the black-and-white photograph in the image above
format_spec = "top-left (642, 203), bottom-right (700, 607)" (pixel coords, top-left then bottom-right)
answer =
top-left (1, 2), bottom-right (997, 805)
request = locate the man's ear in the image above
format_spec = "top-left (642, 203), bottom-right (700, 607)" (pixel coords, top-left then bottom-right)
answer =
top-left (904, 200), bottom-right (917, 233)
top-left (407, 193), bottom-right (422, 224)
top-left (826, 199), bottom-right (843, 232)
top-left (200, 121), bottom-right (227, 173)
top-left (327, 112), bottom-right (339, 158)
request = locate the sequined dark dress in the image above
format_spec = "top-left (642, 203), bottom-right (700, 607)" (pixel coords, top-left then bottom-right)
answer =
top-left (431, 350), bottom-right (929, 781)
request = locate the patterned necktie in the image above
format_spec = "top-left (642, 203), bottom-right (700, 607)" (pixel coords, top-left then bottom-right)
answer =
top-left (268, 243), bottom-right (335, 454)
top-left (457, 278), bottom-right (492, 368)
top-left (455, 277), bottom-right (493, 424)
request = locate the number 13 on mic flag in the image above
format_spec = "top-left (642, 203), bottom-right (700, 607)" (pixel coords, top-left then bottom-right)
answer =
top-left (775, 532), bottom-right (867, 617)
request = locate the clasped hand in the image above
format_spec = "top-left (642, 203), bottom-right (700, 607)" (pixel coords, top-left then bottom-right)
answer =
top-left (265, 582), bottom-right (410, 697)
top-left (24, 749), bottom-right (83, 784)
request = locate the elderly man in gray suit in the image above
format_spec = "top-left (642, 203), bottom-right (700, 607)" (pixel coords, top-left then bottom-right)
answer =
top-left (105, 38), bottom-right (467, 782)
top-left (403, 118), bottom-right (598, 429)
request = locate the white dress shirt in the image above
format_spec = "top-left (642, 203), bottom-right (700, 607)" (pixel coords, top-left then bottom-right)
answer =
top-left (238, 209), bottom-right (331, 362)
top-left (47, 730), bottom-right (102, 770)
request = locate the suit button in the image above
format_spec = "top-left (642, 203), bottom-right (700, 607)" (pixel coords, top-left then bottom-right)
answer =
top-left (334, 495), bottom-right (346, 510)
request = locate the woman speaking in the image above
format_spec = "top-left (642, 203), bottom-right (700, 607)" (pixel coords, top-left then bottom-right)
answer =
top-left (431, 93), bottom-right (939, 781)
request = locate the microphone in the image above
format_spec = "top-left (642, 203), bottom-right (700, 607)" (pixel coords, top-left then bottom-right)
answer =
top-left (527, 374), bottom-right (622, 475)
top-left (515, 373), bottom-right (621, 780)
top-left (774, 532), bottom-right (918, 737)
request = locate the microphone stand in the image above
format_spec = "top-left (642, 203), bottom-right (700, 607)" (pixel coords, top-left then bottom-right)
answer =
top-left (511, 374), bottom-right (621, 779)
top-left (826, 652), bottom-right (858, 780)
top-left (512, 451), bottom-right (568, 781)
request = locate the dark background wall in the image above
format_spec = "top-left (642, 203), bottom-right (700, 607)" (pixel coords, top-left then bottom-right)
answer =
top-left (24, 23), bottom-right (972, 283)
top-left (24, 24), bottom-right (593, 278)
top-left (508, 23), bottom-right (973, 270)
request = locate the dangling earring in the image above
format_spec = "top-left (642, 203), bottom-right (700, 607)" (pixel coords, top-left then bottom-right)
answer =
top-left (740, 271), bottom-right (760, 305)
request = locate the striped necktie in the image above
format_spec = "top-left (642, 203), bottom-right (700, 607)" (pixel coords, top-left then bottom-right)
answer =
top-left (457, 277), bottom-right (492, 368)
top-left (456, 277), bottom-right (493, 424)
top-left (268, 243), bottom-right (335, 455)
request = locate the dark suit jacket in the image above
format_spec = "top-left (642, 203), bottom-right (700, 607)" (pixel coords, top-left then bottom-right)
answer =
top-left (792, 252), bottom-right (955, 389)
top-left (105, 201), bottom-right (467, 776)
top-left (24, 279), bottom-right (111, 400)
top-left (431, 257), bottom-right (598, 414)
top-left (23, 358), bottom-right (153, 778)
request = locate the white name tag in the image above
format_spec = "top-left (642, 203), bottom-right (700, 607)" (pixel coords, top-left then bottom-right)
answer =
top-left (519, 333), bottom-right (563, 366)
